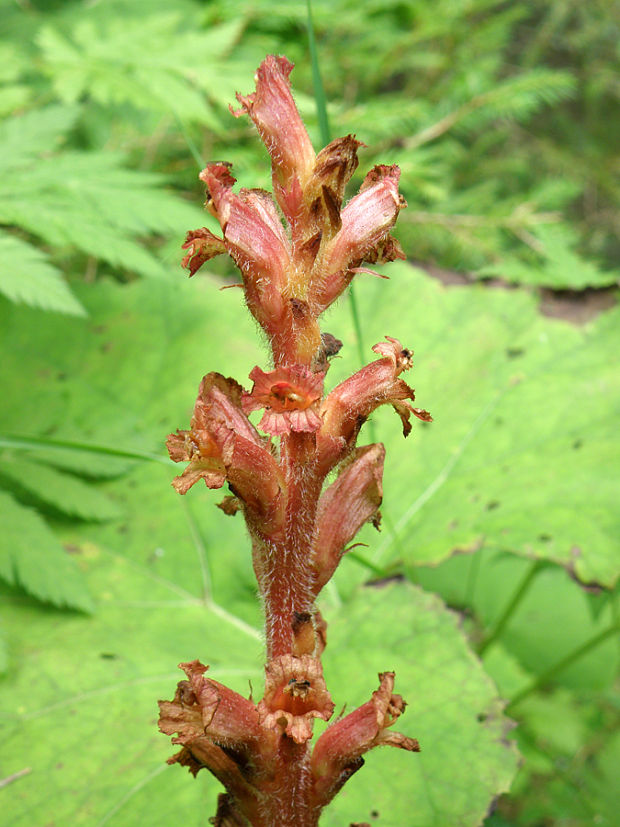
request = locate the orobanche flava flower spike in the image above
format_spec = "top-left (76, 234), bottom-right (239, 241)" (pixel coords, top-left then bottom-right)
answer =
top-left (159, 55), bottom-right (430, 826)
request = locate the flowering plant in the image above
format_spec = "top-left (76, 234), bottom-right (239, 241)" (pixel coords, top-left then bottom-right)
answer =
top-left (159, 55), bottom-right (430, 826)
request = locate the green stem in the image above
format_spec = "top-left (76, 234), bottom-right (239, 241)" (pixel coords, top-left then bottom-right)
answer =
top-left (348, 549), bottom-right (387, 577)
top-left (306, 0), bottom-right (374, 445)
top-left (463, 548), bottom-right (483, 607)
top-left (0, 433), bottom-right (170, 465)
top-left (505, 622), bottom-right (620, 713)
top-left (478, 558), bottom-right (544, 656)
top-left (306, 0), bottom-right (331, 147)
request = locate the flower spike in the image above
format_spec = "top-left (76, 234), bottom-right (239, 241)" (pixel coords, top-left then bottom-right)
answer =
top-left (162, 55), bottom-right (427, 825)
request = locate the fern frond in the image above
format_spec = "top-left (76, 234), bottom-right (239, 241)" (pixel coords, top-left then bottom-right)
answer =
top-left (0, 457), bottom-right (121, 521)
top-left (0, 490), bottom-right (94, 612)
top-left (0, 231), bottom-right (86, 316)
top-left (37, 13), bottom-right (247, 127)
top-left (0, 107), bottom-right (206, 283)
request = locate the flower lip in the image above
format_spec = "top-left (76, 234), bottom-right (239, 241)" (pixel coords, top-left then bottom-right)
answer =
top-left (258, 654), bottom-right (334, 744)
top-left (243, 365), bottom-right (325, 435)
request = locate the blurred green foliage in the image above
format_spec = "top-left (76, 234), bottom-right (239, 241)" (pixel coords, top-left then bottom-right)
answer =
top-left (0, 0), bottom-right (618, 825)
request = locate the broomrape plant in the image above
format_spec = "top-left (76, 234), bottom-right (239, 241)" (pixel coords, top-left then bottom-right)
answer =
top-left (158, 55), bottom-right (431, 826)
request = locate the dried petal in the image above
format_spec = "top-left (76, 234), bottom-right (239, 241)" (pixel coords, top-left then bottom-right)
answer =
top-left (310, 672), bottom-right (419, 807)
top-left (258, 655), bottom-right (334, 744)
top-left (311, 444), bottom-right (385, 596)
top-left (182, 228), bottom-right (227, 276)
top-left (166, 429), bottom-right (226, 494)
top-left (312, 135), bottom-right (363, 210)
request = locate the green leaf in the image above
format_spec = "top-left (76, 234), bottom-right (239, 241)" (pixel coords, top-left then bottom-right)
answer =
top-left (37, 14), bottom-right (248, 127)
top-left (0, 491), bottom-right (93, 612)
top-left (0, 232), bottom-right (86, 316)
top-left (0, 104), bottom-right (79, 171)
top-left (416, 549), bottom-right (619, 691)
top-left (0, 106), bottom-right (206, 284)
top-left (324, 262), bottom-right (620, 589)
top-left (0, 275), bottom-right (517, 823)
top-left (478, 224), bottom-right (620, 289)
top-left (0, 437), bottom-right (138, 480)
top-left (0, 542), bottom-right (517, 825)
top-left (0, 458), bottom-right (121, 522)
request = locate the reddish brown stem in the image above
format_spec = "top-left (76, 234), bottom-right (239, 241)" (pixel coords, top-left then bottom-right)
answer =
top-left (263, 432), bottom-right (322, 659)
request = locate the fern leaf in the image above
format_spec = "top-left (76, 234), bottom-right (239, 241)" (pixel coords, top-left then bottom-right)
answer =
top-left (37, 14), bottom-right (246, 125)
top-left (0, 491), bottom-right (94, 613)
top-left (0, 232), bottom-right (86, 316)
top-left (0, 458), bottom-right (121, 522)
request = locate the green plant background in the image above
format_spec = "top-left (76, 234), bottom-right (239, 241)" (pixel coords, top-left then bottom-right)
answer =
top-left (0, 1), bottom-right (618, 825)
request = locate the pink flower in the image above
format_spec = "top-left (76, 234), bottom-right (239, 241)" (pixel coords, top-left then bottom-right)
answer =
top-left (310, 166), bottom-right (407, 312)
top-left (158, 660), bottom-right (267, 825)
top-left (310, 444), bottom-right (385, 597)
top-left (231, 55), bottom-right (316, 220)
top-left (167, 373), bottom-right (286, 534)
top-left (242, 365), bottom-right (324, 435)
top-left (318, 336), bottom-right (432, 470)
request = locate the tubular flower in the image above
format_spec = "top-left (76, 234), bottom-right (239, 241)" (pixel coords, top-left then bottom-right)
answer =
top-left (310, 672), bottom-right (420, 809)
top-left (167, 373), bottom-right (286, 534)
top-left (310, 165), bottom-right (407, 312)
top-left (242, 365), bottom-right (324, 435)
top-left (198, 164), bottom-right (291, 332)
top-left (231, 55), bottom-right (316, 208)
top-left (318, 336), bottom-right (432, 470)
top-left (310, 444), bottom-right (385, 597)
top-left (158, 661), bottom-right (267, 825)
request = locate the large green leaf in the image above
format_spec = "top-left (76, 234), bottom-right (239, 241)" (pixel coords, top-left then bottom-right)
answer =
top-left (320, 583), bottom-right (519, 826)
top-left (324, 262), bottom-right (619, 588)
top-left (0, 551), bottom-right (517, 825)
top-left (416, 549), bottom-right (619, 691)
top-left (0, 276), bottom-right (517, 824)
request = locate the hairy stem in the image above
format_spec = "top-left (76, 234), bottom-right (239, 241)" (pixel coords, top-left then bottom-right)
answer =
top-left (263, 432), bottom-right (322, 659)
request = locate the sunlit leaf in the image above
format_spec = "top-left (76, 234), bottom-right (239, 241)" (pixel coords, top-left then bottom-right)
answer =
top-left (324, 263), bottom-right (619, 589)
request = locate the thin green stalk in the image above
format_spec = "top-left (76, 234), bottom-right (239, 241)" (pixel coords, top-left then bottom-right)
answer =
top-left (478, 558), bottom-right (545, 656)
top-left (0, 433), bottom-right (170, 465)
top-left (306, 0), bottom-right (373, 425)
top-left (505, 622), bottom-right (620, 713)
top-left (348, 549), bottom-right (387, 577)
top-left (306, 0), bottom-right (331, 147)
top-left (463, 548), bottom-right (483, 607)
